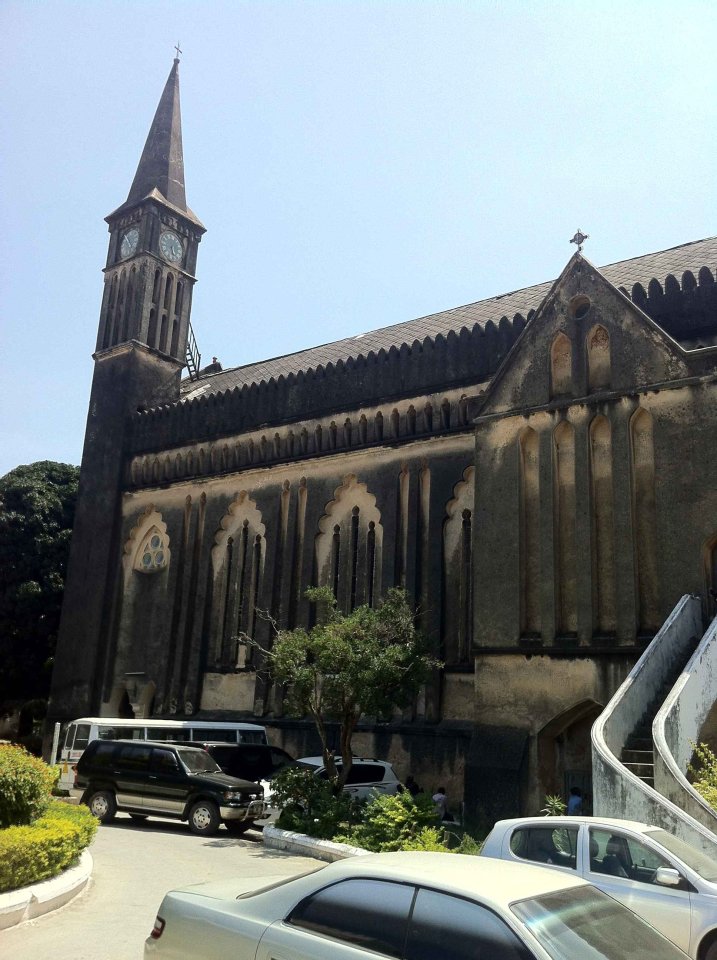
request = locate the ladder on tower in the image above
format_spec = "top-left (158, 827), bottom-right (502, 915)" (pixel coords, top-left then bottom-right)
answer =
top-left (185, 321), bottom-right (201, 381)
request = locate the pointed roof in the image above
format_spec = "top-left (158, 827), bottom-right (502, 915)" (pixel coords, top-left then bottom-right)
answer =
top-left (127, 59), bottom-right (186, 210)
top-left (181, 236), bottom-right (717, 401)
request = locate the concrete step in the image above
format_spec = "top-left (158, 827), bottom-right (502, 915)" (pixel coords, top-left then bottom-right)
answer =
top-left (626, 737), bottom-right (653, 751)
top-left (623, 761), bottom-right (655, 779)
top-left (622, 749), bottom-right (653, 764)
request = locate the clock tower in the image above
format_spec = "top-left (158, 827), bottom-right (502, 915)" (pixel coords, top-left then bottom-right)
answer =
top-left (98, 56), bottom-right (205, 366)
top-left (49, 59), bottom-right (204, 725)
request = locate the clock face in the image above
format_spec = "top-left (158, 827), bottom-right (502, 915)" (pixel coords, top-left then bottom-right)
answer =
top-left (159, 230), bottom-right (183, 263)
top-left (120, 228), bottom-right (139, 258)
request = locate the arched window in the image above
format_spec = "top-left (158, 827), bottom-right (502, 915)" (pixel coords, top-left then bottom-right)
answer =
top-left (550, 333), bottom-right (572, 397)
top-left (159, 314), bottom-right (169, 352)
top-left (587, 325), bottom-right (611, 391)
top-left (147, 308), bottom-right (157, 348)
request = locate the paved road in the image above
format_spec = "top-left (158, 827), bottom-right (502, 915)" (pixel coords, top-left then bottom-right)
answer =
top-left (2, 814), bottom-right (318, 960)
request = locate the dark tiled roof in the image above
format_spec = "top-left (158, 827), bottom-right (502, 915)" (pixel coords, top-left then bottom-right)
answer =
top-left (182, 237), bottom-right (717, 401)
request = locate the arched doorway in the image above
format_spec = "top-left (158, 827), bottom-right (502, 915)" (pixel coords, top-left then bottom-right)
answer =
top-left (537, 700), bottom-right (603, 814)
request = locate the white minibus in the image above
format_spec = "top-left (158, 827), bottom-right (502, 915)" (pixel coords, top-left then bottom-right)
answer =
top-left (56, 717), bottom-right (268, 791)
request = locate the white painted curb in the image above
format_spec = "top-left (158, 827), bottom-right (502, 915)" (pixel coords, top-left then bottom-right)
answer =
top-left (263, 825), bottom-right (369, 862)
top-left (0, 849), bottom-right (93, 930)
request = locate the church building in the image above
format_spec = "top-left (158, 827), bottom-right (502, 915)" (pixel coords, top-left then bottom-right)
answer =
top-left (49, 60), bottom-right (717, 824)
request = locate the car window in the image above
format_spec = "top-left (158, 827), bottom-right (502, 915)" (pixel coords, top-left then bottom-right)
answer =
top-left (288, 878), bottom-right (414, 957)
top-left (645, 828), bottom-right (717, 882)
top-left (87, 742), bottom-right (116, 767)
top-left (345, 764), bottom-right (386, 784)
top-left (590, 828), bottom-right (674, 885)
top-left (116, 744), bottom-right (152, 770)
top-left (155, 727), bottom-right (192, 742)
top-left (270, 747), bottom-right (293, 771)
top-left (178, 750), bottom-right (221, 774)
top-left (198, 728), bottom-right (236, 742)
top-left (72, 723), bottom-right (91, 750)
top-left (405, 888), bottom-right (532, 960)
top-left (151, 748), bottom-right (180, 773)
top-left (509, 827), bottom-right (578, 869)
top-left (238, 730), bottom-right (266, 744)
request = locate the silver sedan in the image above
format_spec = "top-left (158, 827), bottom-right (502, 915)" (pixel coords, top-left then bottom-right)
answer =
top-left (481, 815), bottom-right (717, 959)
top-left (145, 850), bottom-right (689, 959)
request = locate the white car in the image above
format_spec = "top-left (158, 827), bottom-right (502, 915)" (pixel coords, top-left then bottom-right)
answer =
top-left (145, 850), bottom-right (689, 959)
top-left (481, 815), bottom-right (717, 959)
top-left (296, 756), bottom-right (403, 799)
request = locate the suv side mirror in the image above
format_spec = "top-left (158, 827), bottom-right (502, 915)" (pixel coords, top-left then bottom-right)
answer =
top-left (654, 867), bottom-right (682, 888)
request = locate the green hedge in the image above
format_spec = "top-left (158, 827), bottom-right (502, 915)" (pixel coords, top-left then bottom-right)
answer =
top-left (0, 801), bottom-right (98, 893)
top-left (0, 744), bottom-right (57, 828)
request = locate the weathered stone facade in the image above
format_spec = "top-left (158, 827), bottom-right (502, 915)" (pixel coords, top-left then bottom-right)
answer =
top-left (49, 61), bottom-right (717, 827)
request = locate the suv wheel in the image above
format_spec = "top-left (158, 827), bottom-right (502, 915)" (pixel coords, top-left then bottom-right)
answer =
top-left (87, 789), bottom-right (117, 823)
top-left (189, 800), bottom-right (220, 835)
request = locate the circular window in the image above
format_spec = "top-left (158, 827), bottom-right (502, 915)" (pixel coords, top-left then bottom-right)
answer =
top-left (569, 295), bottom-right (591, 320)
top-left (136, 528), bottom-right (168, 573)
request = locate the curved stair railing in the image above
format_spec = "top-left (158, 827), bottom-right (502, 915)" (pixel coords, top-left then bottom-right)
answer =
top-left (653, 613), bottom-right (717, 834)
top-left (592, 595), bottom-right (717, 857)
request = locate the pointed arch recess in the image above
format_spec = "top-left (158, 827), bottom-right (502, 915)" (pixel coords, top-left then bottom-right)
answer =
top-left (554, 421), bottom-right (577, 635)
top-left (315, 475), bottom-right (383, 611)
top-left (631, 408), bottom-right (659, 634)
top-left (211, 491), bottom-right (266, 667)
top-left (589, 416), bottom-right (616, 635)
top-left (122, 506), bottom-right (171, 579)
top-left (443, 466), bottom-right (475, 663)
top-left (519, 428), bottom-right (540, 636)
top-left (587, 324), bottom-right (611, 391)
top-left (550, 332), bottom-right (572, 398)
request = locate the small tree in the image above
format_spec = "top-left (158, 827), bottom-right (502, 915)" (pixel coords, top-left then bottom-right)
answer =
top-left (267, 587), bottom-right (439, 790)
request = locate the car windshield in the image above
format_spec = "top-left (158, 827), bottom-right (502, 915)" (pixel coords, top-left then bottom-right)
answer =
top-left (643, 829), bottom-right (717, 882)
top-left (178, 750), bottom-right (222, 774)
top-left (512, 884), bottom-right (688, 960)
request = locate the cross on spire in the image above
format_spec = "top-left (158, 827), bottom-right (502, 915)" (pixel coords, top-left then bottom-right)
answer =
top-left (570, 229), bottom-right (589, 252)
top-left (174, 42), bottom-right (182, 61)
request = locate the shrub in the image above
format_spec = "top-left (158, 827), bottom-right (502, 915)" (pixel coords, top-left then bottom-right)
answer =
top-left (0, 801), bottom-right (97, 892)
top-left (540, 794), bottom-right (567, 816)
top-left (689, 742), bottom-right (717, 810)
top-left (398, 826), bottom-right (450, 851)
top-left (335, 791), bottom-right (438, 852)
top-left (272, 766), bottom-right (360, 839)
top-left (0, 744), bottom-right (56, 827)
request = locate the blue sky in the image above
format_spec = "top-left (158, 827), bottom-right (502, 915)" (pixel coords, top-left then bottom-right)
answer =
top-left (1, 0), bottom-right (715, 477)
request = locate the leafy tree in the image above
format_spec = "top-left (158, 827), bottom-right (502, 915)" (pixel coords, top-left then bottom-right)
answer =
top-left (0, 461), bottom-right (80, 711)
top-left (266, 586), bottom-right (440, 790)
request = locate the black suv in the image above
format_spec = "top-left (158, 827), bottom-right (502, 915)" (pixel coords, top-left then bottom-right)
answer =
top-left (71, 739), bottom-right (267, 835)
top-left (186, 742), bottom-right (295, 783)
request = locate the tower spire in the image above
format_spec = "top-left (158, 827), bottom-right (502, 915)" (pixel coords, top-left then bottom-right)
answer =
top-left (126, 59), bottom-right (186, 210)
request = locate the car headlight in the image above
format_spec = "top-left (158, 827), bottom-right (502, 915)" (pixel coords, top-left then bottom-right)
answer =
top-left (223, 790), bottom-right (262, 801)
